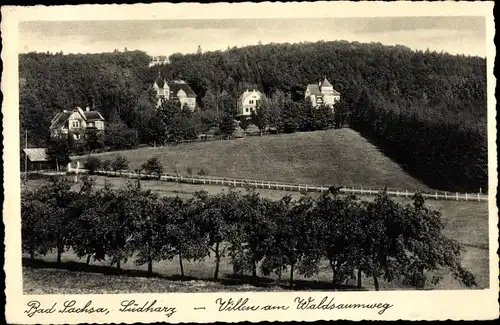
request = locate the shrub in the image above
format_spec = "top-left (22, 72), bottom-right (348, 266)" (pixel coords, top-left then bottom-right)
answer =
top-left (101, 159), bottom-right (112, 171)
top-left (85, 156), bottom-right (102, 175)
top-left (141, 157), bottom-right (164, 179)
top-left (111, 155), bottom-right (129, 172)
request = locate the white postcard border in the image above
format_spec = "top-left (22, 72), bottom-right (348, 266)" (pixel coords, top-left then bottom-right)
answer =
top-left (2, 1), bottom-right (498, 323)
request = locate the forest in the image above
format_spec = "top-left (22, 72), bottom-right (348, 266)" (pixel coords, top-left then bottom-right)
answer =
top-left (19, 40), bottom-right (487, 192)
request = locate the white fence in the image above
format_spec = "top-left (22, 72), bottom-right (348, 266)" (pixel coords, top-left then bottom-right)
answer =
top-left (90, 169), bottom-right (488, 203)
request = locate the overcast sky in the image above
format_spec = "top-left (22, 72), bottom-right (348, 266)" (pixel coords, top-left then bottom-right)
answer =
top-left (19, 16), bottom-right (486, 57)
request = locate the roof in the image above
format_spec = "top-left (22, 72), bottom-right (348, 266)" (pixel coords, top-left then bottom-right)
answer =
top-left (154, 76), bottom-right (167, 88)
top-left (50, 108), bottom-right (104, 129)
top-left (169, 81), bottom-right (196, 98)
top-left (50, 111), bottom-right (71, 129)
top-left (306, 78), bottom-right (341, 96)
top-left (320, 77), bottom-right (333, 88)
top-left (23, 148), bottom-right (48, 162)
top-left (84, 111), bottom-right (104, 121)
top-left (306, 84), bottom-right (322, 96)
top-left (239, 89), bottom-right (262, 101)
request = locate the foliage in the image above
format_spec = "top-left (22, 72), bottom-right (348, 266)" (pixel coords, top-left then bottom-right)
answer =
top-left (22, 173), bottom-right (477, 290)
top-left (141, 156), bottom-right (164, 179)
top-left (46, 136), bottom-right (71, 171)
top-left (20, 43), bottom-right (486, 191)
top-left (111, 155), bottom-right (129, 171)
top-left (85, 156), bottom-right (102, 175)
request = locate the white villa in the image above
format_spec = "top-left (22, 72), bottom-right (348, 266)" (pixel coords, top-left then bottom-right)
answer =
top-left (237, 89), bottom-right (264, 117)
top-left (304, 77), bottom-right (341, 108)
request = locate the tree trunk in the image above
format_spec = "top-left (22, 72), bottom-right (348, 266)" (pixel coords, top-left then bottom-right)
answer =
top-left (148, 258), bottom-right (153, 275)
top-left (86, 254), bottom-right (92, 266)
top-left (30, 250), bottom-right (35, 261)
top-left (116, 258), bottom-right (121, 271)
top-left (289, 263), bottom-right (294, 289)
top-left (179, 252), bottom-right (185, 277)
top-left (252, 258), bottom-right (257, 283)
top-left (373, 274), bottom-right (380, 291)
top-left (57, 240), bottom-right (62, 264)
top-left (278, 268), bottom-right (282, 282)
top-left (357, 269), bottom-right (362, 289)
top-left (214, 242), bottom-right (220, 280)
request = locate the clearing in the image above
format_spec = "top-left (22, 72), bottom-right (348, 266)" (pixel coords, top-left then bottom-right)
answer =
top-left (72, 129), bottom-right (430, 191)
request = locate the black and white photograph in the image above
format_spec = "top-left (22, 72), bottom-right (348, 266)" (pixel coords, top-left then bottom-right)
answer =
top-left (3, 1), bottom-right (498, 323)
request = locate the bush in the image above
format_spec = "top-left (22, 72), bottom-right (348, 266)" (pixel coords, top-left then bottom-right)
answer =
top-left (141, 157), bottom-right (163, 179)
top-left (101, 159), bottom-right (112, 171)
top-left (111, 155), bottom-right (129, 172)
top-left (85, 156), bottom-right (102, 175)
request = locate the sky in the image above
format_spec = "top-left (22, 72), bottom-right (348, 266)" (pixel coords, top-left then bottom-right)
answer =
top-left (19, 16), bottom-right (486, 58)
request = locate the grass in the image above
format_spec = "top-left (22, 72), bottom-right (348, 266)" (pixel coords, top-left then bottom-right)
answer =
top-left (23, 129), bottom-right (488, 293)
top-left (23, 176), bottom-right (489, 294)
top-left (72, 129), bottom-right (430, 191)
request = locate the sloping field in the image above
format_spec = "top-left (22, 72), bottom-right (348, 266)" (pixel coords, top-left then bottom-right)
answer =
top-left (73, 129), bottom-right (430, 191)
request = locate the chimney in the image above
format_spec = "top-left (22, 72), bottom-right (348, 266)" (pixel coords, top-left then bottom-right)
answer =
top-left (85, 106), bottom-right (90, 112)
top-left (63, 110), bottom-right (68, 113)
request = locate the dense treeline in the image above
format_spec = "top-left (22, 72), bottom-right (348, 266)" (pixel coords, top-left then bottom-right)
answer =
top-left (20, 41), bottom-right (487, 191)
top-left (22, 176), bottom-right (476, 290)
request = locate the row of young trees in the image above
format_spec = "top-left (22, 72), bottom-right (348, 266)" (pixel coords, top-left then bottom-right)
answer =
top-left (22, 176), bottom-right (476, 290)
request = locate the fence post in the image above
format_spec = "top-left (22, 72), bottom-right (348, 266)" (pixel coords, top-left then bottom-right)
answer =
top-left (445, 192), bottom-right (447, 200)
top-left (456, 192), bottom-right (458, 201)
top-left (320, 185), bottom-right (323, 193)
top-left (305, 184), bottom-right (308, 191)
top-left (234, 180), bottom-right (237, 187)
top-left (435, 192), bottom-right (438, 200)
top-left (268, 181), bottom-right (271, 189)
top-left (465, 193), bottom-right (468, 201)
top-left (298, 184), bottom-right (301, 191)
top-left (396, 189), bottom-right (399, 197)
top-left (477, 193), bottom-right (480, 202)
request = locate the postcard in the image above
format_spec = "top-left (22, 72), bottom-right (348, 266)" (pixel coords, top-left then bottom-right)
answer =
top-left (2, 1), bottom-right (498, 323)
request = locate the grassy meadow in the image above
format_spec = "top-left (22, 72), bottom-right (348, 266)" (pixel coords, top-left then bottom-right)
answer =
top-left (72, 129), bottom-right (430, 191)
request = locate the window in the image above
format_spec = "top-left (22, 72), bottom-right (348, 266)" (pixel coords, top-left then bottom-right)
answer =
top-left (72, 121), bottom-right (80, 128)
top-left (249, 100), bottom-right (254, 104)
top-left (245, 108), bottom-right (249, 113)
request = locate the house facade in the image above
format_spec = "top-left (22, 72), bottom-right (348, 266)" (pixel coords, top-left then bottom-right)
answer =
top-left (149, 55), bottom-right (169, 67)
top-left (305, 77), bottom-right (341, 108)
top-left (237, 89), bottom-right (263, 117)
top-left (153, 77), bottom-right (197, 110)
top-left (50, 106), bottom-right (105, 139)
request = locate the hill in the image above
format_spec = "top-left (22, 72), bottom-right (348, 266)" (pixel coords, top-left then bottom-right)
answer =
top-left (74, 128), bottom-right (429, 190)
top-left (20, 40), bottom-right (487, 192)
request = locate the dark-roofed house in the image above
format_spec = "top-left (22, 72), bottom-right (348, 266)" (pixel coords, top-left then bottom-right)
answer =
top-left (305, 77), bottom-right (341, 108)
top-left (153, 77), bottom-right (197, 110)
top-left (21, 148), bottom-right (53, 172)
top-left (50, 106), bottom-right (105, 140)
